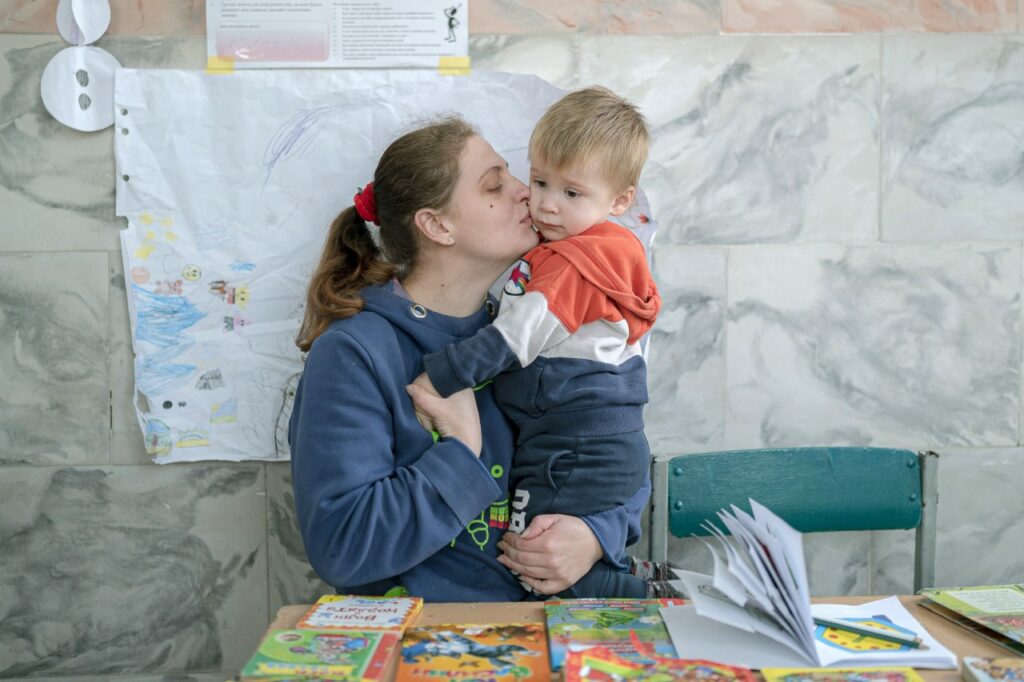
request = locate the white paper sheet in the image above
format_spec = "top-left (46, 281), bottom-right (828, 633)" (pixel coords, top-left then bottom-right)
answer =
top-left (205, 0), bottom-right (468, 69)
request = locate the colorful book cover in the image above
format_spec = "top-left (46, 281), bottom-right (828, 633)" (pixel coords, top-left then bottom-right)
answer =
top-left (919, 585), bottom-right (1024, 645)
top-left (566, 646), bottom-right (756, 681)
top-left (564, 646), bottom-right (646, 680)
top-left (962, 657), bottom-right (1024, 682)
top-left (762, 667), bottom-right (925, 682)
top-left (396, 622), bottom-right (550, 681)
top-left (545, 598), bottom-right (685, 671)
top-left (296, 594), bottom-right (424, 632)
top-left (240, 628), bottom-right (399, 680)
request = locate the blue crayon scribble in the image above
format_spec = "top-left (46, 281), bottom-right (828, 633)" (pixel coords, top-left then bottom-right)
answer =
top-left (136, 344), bottom-right (197, 395)
top-left (132, 284), bottom-right (206, 348)
top-left (132, 284), bottom-right (207, 395)
top-left (230, 261), bottom-right (257, 273)
top-left (263, 106), bottom-right (346, 190)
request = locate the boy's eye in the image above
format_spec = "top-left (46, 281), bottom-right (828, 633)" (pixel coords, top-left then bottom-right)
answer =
top-left (533, 179), bottom-right (546, 188)
top-left (566, 190), bottom-right (580, 199)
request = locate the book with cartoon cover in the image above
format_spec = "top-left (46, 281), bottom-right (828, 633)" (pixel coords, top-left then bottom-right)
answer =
top-left (919, 585), bottom-right (1024, 650)
top-left (962, 657), bottom-right (1024, 682)
top-left (396, 622), bottom-right (550, 681)
top-left (545, 598), bottom-right (684, 671)
top-left (296, 594), bottom-right (423, 632)
top-left (565, 645), bottom-right (756, 681)
top-left (762, 667), bottom-right (924, 682)
top-left (241, 628), bottom-right (399, 680)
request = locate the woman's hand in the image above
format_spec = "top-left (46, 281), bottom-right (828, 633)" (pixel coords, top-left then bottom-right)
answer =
top-left (496, 514), bottom-right (603, 594)
top-left (406, 373), bottom-right (482, 456)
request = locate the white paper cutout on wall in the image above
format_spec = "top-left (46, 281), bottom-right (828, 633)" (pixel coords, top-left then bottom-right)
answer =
top-left (43, 0), bottom-right (118, 132)
top-left (41, 46), bottom-right (121, 131)
top-left (56, 0), bottom-right (111, 45)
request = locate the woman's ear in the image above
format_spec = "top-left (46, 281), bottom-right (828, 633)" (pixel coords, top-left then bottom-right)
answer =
top-left (413, 208), bottom-right (456, 246)
top-left (609, 186), bottom-right (636, 217)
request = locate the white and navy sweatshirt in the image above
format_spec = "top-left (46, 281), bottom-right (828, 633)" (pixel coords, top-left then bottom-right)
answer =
top-left (424, 221), bottom-right (662, 443)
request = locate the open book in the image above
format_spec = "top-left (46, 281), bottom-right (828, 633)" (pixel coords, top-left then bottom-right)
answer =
top-left (659, 499), bottom-right (956, 670)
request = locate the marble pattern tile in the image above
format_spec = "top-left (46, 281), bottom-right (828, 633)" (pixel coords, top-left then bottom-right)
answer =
top-left (804, 531), bottom-right (872, 596)
top-left (579, 35), bottom-right (880, 245)
top-left (882, 35), bottom-right (1024, 241)
top-left (109, 252), bottom-right (148, 465)
top-left (874, 448), bottom-right (1024, 593)
top-left (0, 1), bottom-right (205, 35)
top-left (0, 253), bottom-right (109, 465)
top-left (0, 464), bottom-right (267, 677)
top-left (266, 463), bottom-right (332, 616)
top-left (0, 35), bottom-right (204, 252)
top-left (724, 0), bottom-right (1018, 33)
top-left (470, 35), bottom-right (580, 91)
top-left (470, 0), bottom-right (721, 34)
top-left (725, 244), bottom-right (1021, 449)
top-left (645, 246), bottom-right (727, 456)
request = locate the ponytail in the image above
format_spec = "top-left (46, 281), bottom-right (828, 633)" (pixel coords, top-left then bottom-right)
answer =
top-left (296, 206), bottom-right (395, 352)
top-left (297, 116), bottom-right (477, 352)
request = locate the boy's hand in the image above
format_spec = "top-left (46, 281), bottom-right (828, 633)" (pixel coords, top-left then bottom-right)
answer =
top-left (405, 376), bottom-right (482, 456)
top-left (406, 373), bottom-right (443, 431)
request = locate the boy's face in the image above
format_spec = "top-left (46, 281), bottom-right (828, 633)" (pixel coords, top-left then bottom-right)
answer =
top-left (528, 157), bottom-right (635, 242)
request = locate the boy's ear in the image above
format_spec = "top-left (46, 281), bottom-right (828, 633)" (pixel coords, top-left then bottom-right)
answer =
top-left (608, 186), bottom-right (636, 217)
top-left (413, 207), bottom-right (455, 246)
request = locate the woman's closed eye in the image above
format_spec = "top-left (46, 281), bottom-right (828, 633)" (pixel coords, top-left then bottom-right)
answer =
top-left (488, 183), bottom-right (503, 193)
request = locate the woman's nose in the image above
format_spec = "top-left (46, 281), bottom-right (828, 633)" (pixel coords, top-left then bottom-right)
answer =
top-left (511, 177), bottom-right (529, 201)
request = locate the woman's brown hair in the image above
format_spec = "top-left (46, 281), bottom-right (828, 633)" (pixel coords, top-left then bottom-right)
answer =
top-left (296, 116), bottom-right (477, 351)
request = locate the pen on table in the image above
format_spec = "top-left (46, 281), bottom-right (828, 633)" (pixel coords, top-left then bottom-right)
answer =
top-left (812, 616), bottom-right (927, 649)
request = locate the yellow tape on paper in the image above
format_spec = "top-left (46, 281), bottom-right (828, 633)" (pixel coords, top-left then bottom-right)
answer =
top-left (438, 56), bottom-right (471, 76)
top-left (205, 56), bottom-right (235, 74)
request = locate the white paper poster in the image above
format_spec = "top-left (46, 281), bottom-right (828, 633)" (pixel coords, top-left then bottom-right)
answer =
top-left (205, 0), bottom-right (468, 69)
top-left (113, 69), bottom-right (563, 462)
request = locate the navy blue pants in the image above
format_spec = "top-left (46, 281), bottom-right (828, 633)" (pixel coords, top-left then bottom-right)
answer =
top-left (509, 429), bottom-right (650, 599)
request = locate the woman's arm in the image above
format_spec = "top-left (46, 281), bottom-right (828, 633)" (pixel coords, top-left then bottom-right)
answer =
top-left (290, 328), bottom-right (497, 588)
top-left (496, 473), bottom-right (652, 594)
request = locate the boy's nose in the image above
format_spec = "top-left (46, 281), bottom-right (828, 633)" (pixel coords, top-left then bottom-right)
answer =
top-left (538, 193), bottom-right (557, 214)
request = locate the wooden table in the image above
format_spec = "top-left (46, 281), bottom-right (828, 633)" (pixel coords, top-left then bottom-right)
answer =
top-left (261, 596), bottom-right (1010, 681)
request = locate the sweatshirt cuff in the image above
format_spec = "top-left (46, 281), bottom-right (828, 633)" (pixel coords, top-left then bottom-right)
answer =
top-left (423, 347), bottom-right (468, 398)
top-left (413, 438), bottom-right (502, 525)
top-left (580, 508), bottom-right (630, 571)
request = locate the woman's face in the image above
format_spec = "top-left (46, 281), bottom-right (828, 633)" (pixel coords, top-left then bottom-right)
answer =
top-left (443, 135), bottom-right (539, 271)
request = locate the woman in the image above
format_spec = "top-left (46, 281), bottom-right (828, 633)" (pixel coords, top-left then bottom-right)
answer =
top-left (289, 117), bottom-right (650, 601)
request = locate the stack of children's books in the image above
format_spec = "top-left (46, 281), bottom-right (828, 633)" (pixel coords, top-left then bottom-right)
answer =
top-left (919, 585), bottom-right (1024, 655)
top-left (545, 598), bottom-right (686, 671)
top-left (659, 499), bottom-right (958, 670)
top-left (395, 622), bottom-right (550, 681)
top-left (241, 594), bottom-right (423, 680)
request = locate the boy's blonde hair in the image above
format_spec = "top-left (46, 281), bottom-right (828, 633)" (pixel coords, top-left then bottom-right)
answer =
top-left (529, 86), bottom-right (649, 192)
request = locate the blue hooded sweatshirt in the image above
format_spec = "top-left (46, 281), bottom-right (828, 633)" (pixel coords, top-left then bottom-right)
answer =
top-left (289, 281), bottom-right (649, 602)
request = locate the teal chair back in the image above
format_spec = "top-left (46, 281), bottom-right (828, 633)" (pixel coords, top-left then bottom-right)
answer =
top-left (650, 447), bottom-right (938, 593)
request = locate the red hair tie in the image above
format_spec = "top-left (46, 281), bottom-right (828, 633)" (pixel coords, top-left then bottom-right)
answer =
top-left (354, 182), bottom-right (379, 225)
